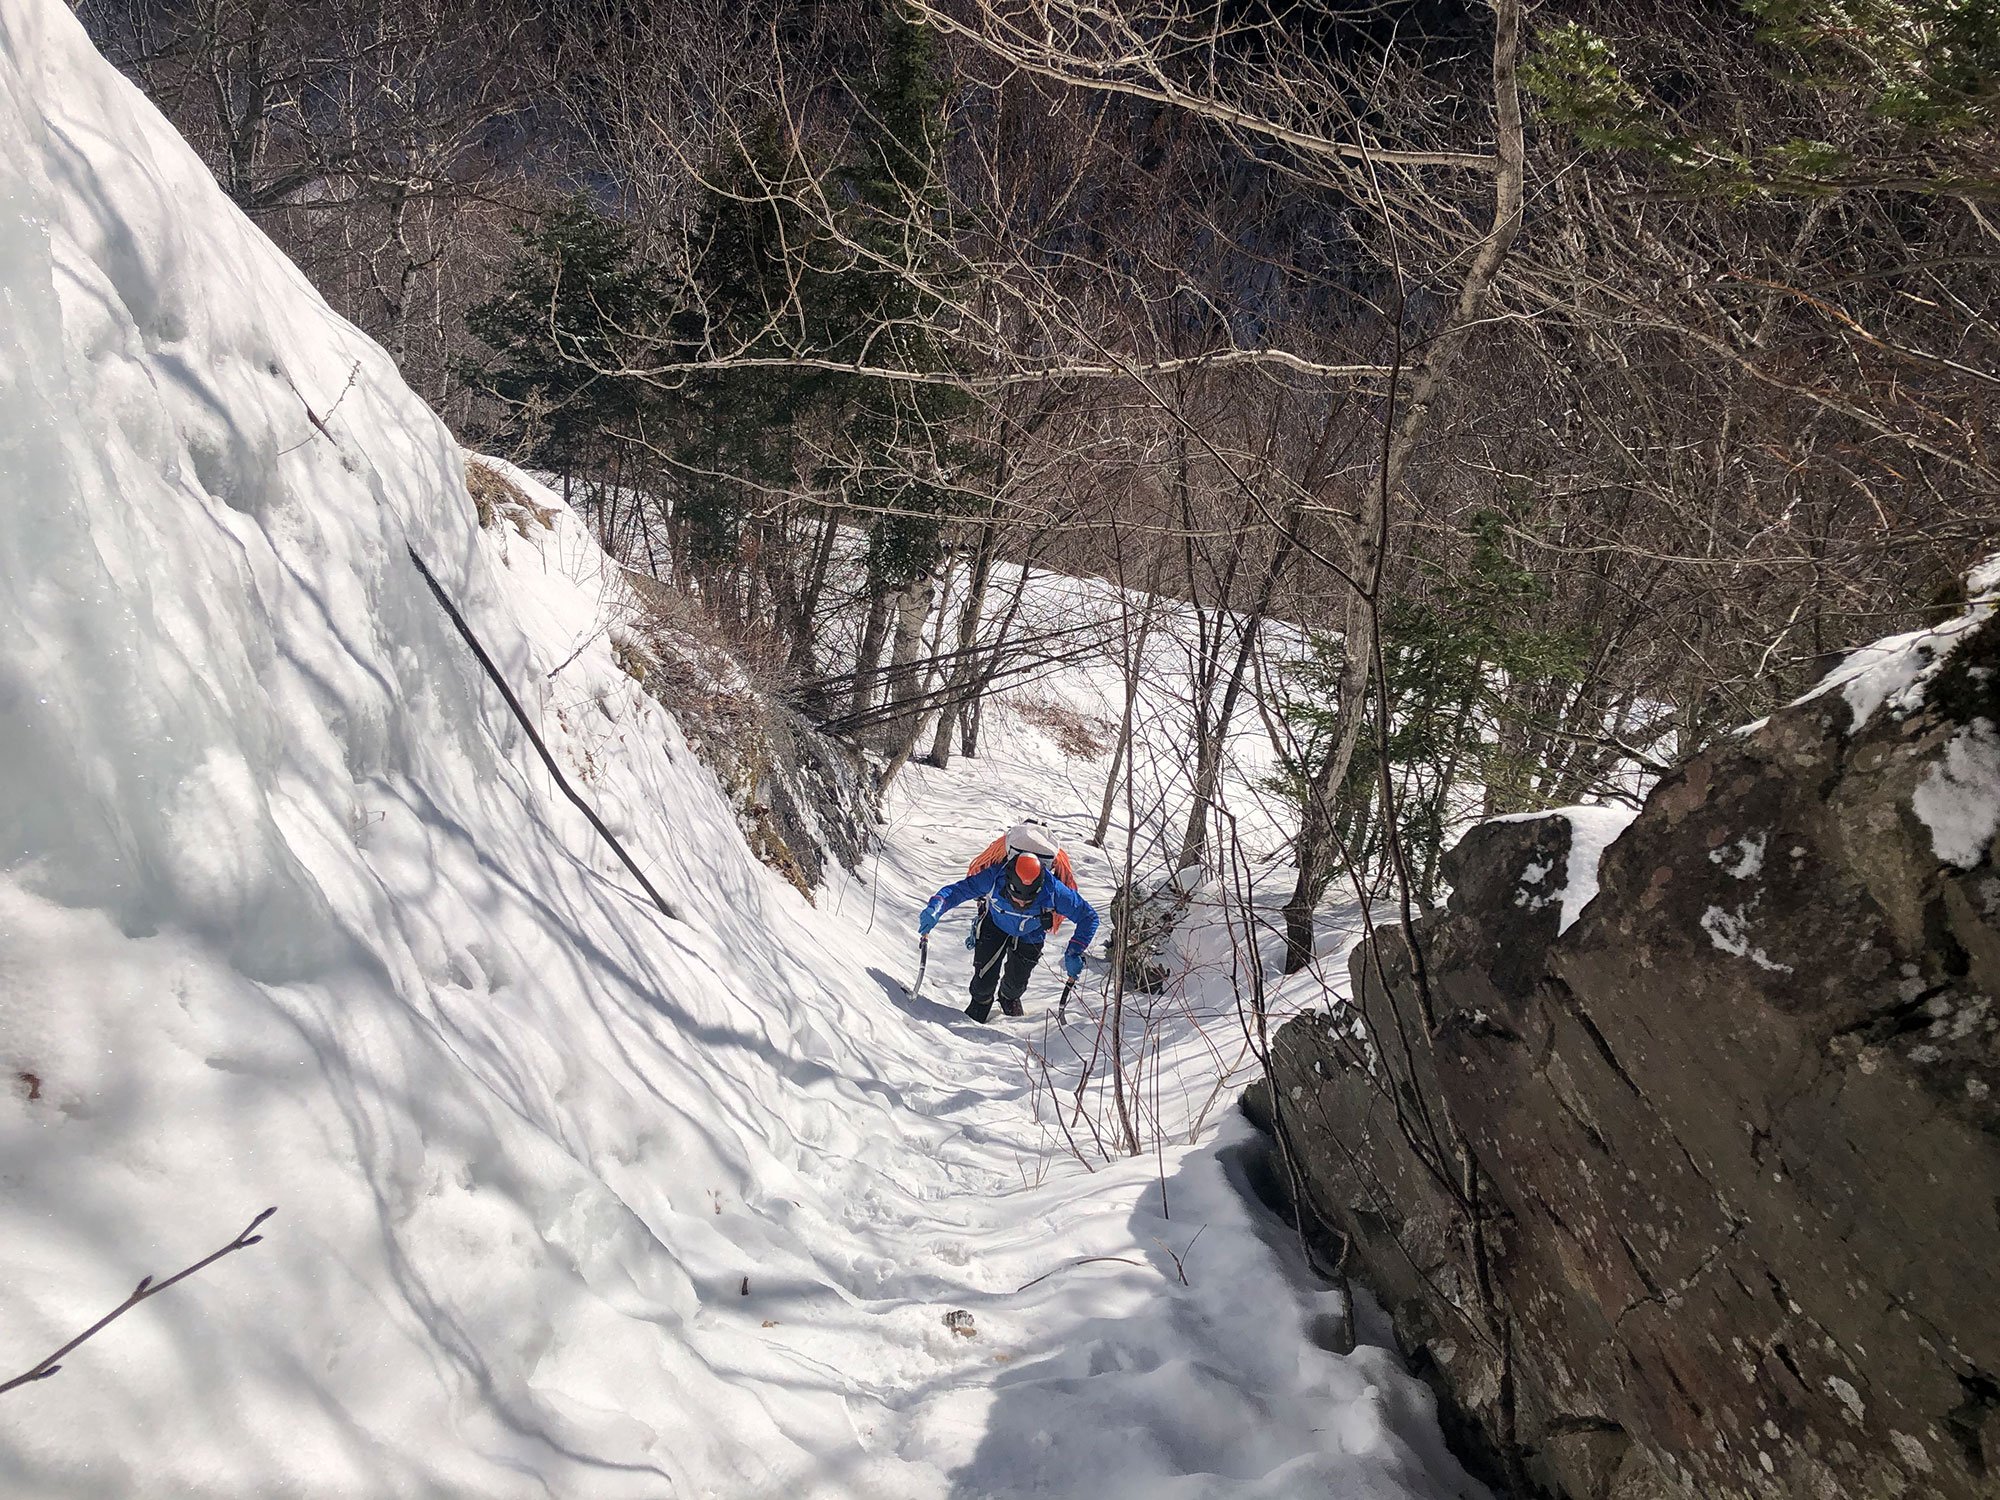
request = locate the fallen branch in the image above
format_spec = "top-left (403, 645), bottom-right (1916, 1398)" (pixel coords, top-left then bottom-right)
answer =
top-left (406, 544), bottom-right (682, 925)
top-left (1013, 1255), bottom-right (1147, 1294)
top-left (1, 1207), bottom-right (276, 1397)
top-left (1162, 1225), bottom-right (1206, 1287)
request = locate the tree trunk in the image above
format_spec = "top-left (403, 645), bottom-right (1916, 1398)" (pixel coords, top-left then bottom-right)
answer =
top-left (790, 511), bottom-right (842, 696)
top-left (875, 569), bottom-right (950, 789)
top-left (881, 571), bottom-right (936, 740)
top-left (926, 524), bottom-right (997, 768)
top-left (1280, 0), bottom-right (1526, 974)
top-left (1176, 615), bottom-right (1262, 871)
top-left (1176, 519), bottom-right (1297, 871)
top-left (849, 569), bottom-right (893, 724)
top-left (1092, 534), bottom-right (1169, 849)
top-left (958, 552), bottom-right (1037, 759)
top-left (962, 694), bottom-right (985, 759)
top-left (927, 447), bottom-right (1011, 769)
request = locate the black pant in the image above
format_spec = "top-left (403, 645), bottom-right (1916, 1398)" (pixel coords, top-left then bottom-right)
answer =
top-left (967, 914), bottom-right (1045, 1022)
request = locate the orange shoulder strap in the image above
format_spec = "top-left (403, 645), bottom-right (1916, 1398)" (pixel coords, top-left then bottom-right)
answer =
top-left (1047, 848), bottom-right (1077, 932)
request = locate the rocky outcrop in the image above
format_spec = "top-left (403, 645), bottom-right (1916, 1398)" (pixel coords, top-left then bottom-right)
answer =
top-left (1110, 864), bottom-right (1207, 993)
top-left (467, 458), bottom-right (874, 895)
top-left (1260, 582), bottom-right (2000, 1499)
top-left (620, 576), bottom-right (873, 895)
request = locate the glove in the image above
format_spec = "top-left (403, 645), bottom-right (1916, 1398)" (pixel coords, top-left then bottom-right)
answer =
top-left (1064, 950), bottom-right (1084, 979)
top-left (918, 905), bottom-right (940, 936)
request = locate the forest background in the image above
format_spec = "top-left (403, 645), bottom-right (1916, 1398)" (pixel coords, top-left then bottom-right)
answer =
top-left (74, 0), bottom-right (2000, 965)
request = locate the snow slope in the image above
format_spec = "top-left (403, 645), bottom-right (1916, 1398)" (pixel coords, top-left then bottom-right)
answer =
top-left (0, 3), bottom-right (1475, 1497)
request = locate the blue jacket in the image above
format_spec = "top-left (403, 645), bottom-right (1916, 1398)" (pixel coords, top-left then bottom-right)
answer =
top-left (924, 864), bottom-right (1100, 955)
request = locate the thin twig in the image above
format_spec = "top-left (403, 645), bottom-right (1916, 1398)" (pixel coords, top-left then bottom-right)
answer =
top-left (1163, 1225), bottom-right (1207, 1286)
top-left (1, 1208), bottom-right (277, 1397)
top-left (1013, 1255), bottom-right (1148, 1294)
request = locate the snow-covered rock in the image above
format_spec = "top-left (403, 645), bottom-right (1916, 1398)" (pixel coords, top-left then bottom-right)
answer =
top-left (1264, 558), bottom-right (2000, 1500)
top-left (1796, 552), bottom-right (1998, 733)
top-left (1483, 804), bottom-right (1640, 934)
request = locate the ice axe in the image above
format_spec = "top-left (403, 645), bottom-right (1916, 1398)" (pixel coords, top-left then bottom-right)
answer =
top-left (911, 933), bottom-right (930, 1000)
top-left (1056, 973), bottom-right (1078, 1025)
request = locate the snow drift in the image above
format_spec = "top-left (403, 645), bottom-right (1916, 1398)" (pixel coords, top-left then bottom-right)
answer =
top-left (0, 3), bottom-right (1475, 1496)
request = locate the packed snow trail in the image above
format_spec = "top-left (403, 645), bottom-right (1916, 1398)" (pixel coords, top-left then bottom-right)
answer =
top-left (0, 1), bottom-right (1477, 1494)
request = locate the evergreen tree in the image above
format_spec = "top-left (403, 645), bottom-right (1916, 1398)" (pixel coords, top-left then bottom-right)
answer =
top-left (829, 4), bottom-right (973, 598)
top-left (1523, 1), bottom-right (2000, 196)
top-left (1274, 514), bottom-right (1586, 899)
top-left (672, 124), bottom-right (834, 570)
top-left (464, 199), bottom-right (675, 481)
top-left (663, 6), bottom-right (977, 693)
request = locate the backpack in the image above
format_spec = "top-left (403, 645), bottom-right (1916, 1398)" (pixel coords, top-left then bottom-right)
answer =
top-left (968, 821), bottom-right (1077, 932)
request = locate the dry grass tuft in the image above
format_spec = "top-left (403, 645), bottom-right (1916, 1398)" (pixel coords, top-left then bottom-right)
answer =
top-left (1012, 695), bottom-right (1118, 760)
top-left (466, 456), bottom-right (558, 537)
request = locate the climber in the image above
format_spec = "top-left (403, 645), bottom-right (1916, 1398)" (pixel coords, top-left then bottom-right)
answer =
top-left (959, 819), bottom-right (1078, 950)
top-left (918, 851), bottom-right (1100, 1023)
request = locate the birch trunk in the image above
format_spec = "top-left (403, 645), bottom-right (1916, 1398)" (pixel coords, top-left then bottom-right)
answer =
top-left (1280, 0), bottom-right (1526, 973)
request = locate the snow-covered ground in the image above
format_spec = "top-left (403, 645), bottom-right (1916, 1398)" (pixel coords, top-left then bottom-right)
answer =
top-left (0, 2), bottom-right (1479, 1496)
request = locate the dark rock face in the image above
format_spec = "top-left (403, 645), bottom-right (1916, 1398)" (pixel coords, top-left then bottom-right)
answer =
top-left (619, 579), bottom-right (873, 895)
top-left (747, 705), bottom-right (873, 891)
top-left (1266, 604), bottom-right (2000, 1500)
top-left (1110, 866), bottom-right (1207, 993)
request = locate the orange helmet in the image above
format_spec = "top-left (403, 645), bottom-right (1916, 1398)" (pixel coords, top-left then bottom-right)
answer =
top-left (1004, 853), bottom-right (1045, 905)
